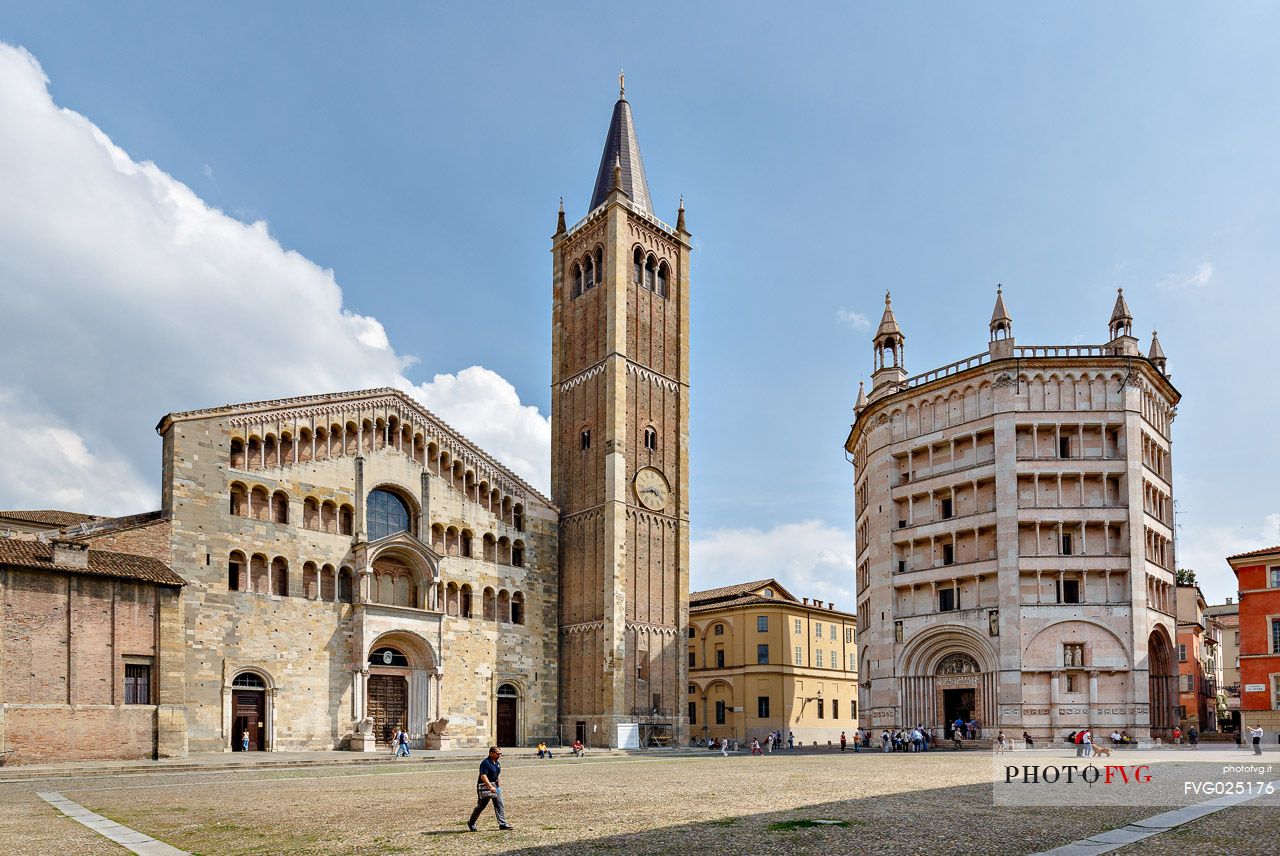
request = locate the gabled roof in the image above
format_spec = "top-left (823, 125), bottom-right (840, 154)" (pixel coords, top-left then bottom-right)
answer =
top-left (0, 510), bottom-right (103, 528)
top-left (690, 578), bottom-right (796, 606)
top-left (0, 538), bottom-right (184, 587)
top-left (157, 387), bottom-right (554, 510)
top-left (588, 91), bottom-right (652, 215)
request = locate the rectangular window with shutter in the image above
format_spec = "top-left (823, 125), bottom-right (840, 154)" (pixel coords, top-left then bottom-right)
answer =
top-left (124, 663), bottom-right (151, 705)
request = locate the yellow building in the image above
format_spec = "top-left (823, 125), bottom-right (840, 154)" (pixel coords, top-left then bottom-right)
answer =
top-left (687, 579), bottom-right (858, 745)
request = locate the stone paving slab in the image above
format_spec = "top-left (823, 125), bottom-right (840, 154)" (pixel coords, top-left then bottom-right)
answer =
top-left (1031, 778), bottom-right (1280, 855)
top-left (36, 791), bottom-right (188, 856)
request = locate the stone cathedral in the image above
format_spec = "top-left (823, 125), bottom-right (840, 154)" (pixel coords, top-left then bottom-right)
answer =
top-left (0, 84), bottom-right (689, 762)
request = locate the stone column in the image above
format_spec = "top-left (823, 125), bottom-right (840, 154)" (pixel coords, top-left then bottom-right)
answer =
top-left (354, 456), bottom-right (365, 541)
top-left (1088, 670), bottom-right (1099, 733)
top-left (1049, 671), bottom-right (1062, 733)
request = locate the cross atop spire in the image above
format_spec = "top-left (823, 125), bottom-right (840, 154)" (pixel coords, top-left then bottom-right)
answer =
top-left (619, 69), bottom-right (625, 98)
top-left (589, 81), bottom-right (653, 214)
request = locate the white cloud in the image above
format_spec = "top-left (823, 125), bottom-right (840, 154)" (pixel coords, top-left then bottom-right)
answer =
top-left (691, 520), bottom-right (858, 609)
top-left (1157, 262), bottom-right (1214, 290)
top-left (836, 308), bottom-right (872, 331)
top-left (0, 43), bottom-right (549, 513)
top-left (1175, 512), bottom-right (1280, 605)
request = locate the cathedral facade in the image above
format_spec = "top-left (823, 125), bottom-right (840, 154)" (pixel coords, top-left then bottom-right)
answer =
top-left (845, 289), bottom-right (1180, 741)
top-left (0, 86), bottom-right (690, 759)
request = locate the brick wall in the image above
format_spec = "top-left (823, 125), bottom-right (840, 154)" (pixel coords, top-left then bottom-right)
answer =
top-left (1, 566), bottom-right (174, 764)
top-left (85, 520), bottom-right (173, 564)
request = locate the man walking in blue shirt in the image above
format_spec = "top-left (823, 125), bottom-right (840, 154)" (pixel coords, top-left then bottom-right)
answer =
top-left (468, 747), bottom-right (513, 831)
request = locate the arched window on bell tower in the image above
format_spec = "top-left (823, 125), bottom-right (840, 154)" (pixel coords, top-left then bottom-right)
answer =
top-left (573, 262), bottom-right (583, 299)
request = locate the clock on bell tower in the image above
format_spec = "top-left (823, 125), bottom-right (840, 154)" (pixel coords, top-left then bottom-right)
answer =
top-left (551, 79), bottom-right (691, 747)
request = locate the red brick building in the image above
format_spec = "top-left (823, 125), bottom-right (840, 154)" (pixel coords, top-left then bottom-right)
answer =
top-left (0, 527), bottom-right (187, 764)
top-left (1228, 545), bottom-right (1280, 736)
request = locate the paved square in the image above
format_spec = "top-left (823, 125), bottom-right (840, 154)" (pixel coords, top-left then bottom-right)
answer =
top-left (1, 751), bottom-right (1276, 855)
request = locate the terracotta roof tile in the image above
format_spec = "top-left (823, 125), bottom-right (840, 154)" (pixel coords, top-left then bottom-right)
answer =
top-left (690, 579), bottom-right (777, 604)
top-left (691, 592), bottom-right (856, 619)
top-left (0, 510), bottom-right (103, 527)
top-left (0, 538), bottom-right (184, 587)
top-left (1226, 545), bottom-right (1280, 561)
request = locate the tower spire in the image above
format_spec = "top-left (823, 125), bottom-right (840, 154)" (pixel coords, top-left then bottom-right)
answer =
top-left (989, 285), bottom-right (1013, 340)
top-left (1109, 288), bottom-right (1133, 339)
top-left (676, 194), bottom-right (686, 233)
top-left (589, 80), bottom-right (652, 213)
top-left (555, 196), bottom-right (566, 235)
top-left (1148, 330), bottom-right (1167, 374)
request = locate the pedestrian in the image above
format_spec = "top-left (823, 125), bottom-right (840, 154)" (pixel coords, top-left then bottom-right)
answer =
top-left (571, 739), bottom-right (585, 757)
top-left (1249, 724), bottom-right (1264, 756)
top-left (467, 746), bottom-right (513, 832)
top-left (994, 731), bottom-right (1006, 754)
top-left (390, 728), bottom-right (402, 758)
top-left (952, 728), bottom-right (963, 750)
top-left (1172, 725), bottom-right (1182, 745)
top-left (751, 737), bottom-right (762, 756)
top-left (1188, 726), bottom-right (1199, 749)
top-left (840, 731), bottom-right (847, 752)
top-left (765, 733), bottom-right (773, 753)
top-left (1082, 729), bottom-right (1093, 757)
top-left (788, 731), bottom-right (795, 750)
top-left (852, 728), bottom-right (861, 753)
top-left (881, 730), bottom-right (890, 753)
top-left (1072, 730), bottom-right (1084, 757)
top-left (241, 729), bottom-right (249, 752)
top-left (968, 718), bottom-right (979, 740)
top-left (397, 727), bottom-right (411, 758)
top-left (953, 717), bottom-right (965, 739)
top-left (1023, 731), bottom-right (1034, 749)
top-left (720, 737), bottom-right (728, 757)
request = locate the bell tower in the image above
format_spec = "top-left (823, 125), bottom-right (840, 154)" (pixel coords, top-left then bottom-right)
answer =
top-left (551, 79), bottom-right (690, 747)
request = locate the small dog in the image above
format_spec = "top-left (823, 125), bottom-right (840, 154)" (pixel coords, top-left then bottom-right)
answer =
top-left (1092, 745), bottom-right (1113, 758)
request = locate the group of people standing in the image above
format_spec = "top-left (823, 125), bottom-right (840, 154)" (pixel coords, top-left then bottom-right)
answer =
top-left (880, 726), bottom-right (939, 752)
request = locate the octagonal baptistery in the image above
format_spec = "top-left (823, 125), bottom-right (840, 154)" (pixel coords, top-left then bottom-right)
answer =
top-left (156, 388), bottom-right (558, 752)
top-left (843, 288), bottom-right (1180, 742)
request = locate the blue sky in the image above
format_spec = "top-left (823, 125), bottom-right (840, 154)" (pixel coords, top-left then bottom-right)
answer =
top-left (1, 2), bottom-right (1277, 604)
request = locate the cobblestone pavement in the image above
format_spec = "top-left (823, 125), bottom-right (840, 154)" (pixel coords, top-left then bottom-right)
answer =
top-left (0, 750), bottom-right (1274, 855)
